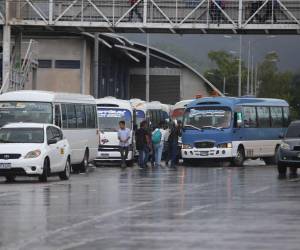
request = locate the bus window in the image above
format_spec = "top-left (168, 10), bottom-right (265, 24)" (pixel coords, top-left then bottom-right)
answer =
top-left (61, 104), bottom-right (68, 128)
top-left (243, 106), bottom-right (257, 128)
top-left (271, 107), bottom-right (283, 128)
top-left (76, 105), bottom-right (86, 129)
top-left (66, 104), bottom-right (77, 128)
top-left (283, 107), bottom-right (290, 127)
top-left (86, 105), bottom-right (95, 128)
top-left (54, 104), bottom-right (62, 128)
top-left (257, 107), bottom-right (271, 128)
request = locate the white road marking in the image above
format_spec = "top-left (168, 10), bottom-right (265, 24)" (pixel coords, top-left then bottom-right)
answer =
top-left (174, 205), bottom-right (212, 217)
top-left (248, 186), bottom-right (270, 194)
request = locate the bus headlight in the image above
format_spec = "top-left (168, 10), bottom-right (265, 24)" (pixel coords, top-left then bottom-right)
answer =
top-left (25, 149), bottom-right (41, 159)
top-left (217, 143), bottom-right (232, 149)
top-left (280, 142), bottom-right (290, 150)
top-left (182, 144), bottom-right (193, 149)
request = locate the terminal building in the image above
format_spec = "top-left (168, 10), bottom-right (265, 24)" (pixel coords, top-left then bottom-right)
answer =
top-left (0, 32), bottom-right (221, 104)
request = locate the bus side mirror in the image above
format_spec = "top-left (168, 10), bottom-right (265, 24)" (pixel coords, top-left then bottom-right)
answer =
top-left (279, 132), bottom-right (284, 139)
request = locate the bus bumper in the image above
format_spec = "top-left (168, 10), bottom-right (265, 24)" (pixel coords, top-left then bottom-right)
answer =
top-left (95, 150), bottom-right (134, 162)
top-left (181, 147), bottom-right (233, 159)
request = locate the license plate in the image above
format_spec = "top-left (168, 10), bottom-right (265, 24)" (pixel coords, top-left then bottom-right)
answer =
top-left (0, 163), bottom-right (11, 169)
top-left (100, 153), bottom-right (109, 159)
top-left (200, 151), bottom-right (209, 156)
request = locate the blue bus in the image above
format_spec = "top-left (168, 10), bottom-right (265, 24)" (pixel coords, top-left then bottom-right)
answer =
top-left (181, 97), bottom-right (290, 166)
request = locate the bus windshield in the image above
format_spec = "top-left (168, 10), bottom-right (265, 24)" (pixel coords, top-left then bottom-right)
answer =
top-left (0, 102), bottom-right (53, 127)
top-left (184, 107), bottom-right (232, 129)
top-left (136, 110), bottom-right (146, 128)
top-left (97, 108), bottom-right (132, 132)
top-left (172, 108), bottom-right (185, 122)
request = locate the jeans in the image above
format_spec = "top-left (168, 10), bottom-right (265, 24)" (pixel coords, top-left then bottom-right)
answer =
top-left (138, 146), bottom-right (149, 168)
top-left (154, 143), bottom-right (163, 167)
top-left (119, 146), bottom-right (129, 166)
top-left (170, 141), bottom-right (178, 167)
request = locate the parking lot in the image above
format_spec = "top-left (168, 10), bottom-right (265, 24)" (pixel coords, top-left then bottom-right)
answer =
top-left (0, 163), bottom-right (300, 250)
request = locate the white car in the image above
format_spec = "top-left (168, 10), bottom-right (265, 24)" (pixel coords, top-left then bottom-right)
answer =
top-left (0, 123), bottom-right (71, 182)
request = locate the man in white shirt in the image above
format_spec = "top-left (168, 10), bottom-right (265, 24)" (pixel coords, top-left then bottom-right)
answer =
top-left (118, 120), bottom-right (131, 168)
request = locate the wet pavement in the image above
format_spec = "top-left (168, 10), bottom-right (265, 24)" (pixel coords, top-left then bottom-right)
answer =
top-left (0, 163), bottom-right (300, 250)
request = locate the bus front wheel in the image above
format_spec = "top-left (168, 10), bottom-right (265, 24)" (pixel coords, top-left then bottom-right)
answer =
top-left (232, 147), bottom-right (245, 167)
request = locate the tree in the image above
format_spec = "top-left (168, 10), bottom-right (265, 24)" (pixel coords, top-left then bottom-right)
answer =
top-left (204, 50), bottom-right (247, 96)
top-left (257, 52), bottom-right (292, 101)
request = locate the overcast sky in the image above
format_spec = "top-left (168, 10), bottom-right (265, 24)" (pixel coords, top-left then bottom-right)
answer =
top-left (124, 34), bottom-right (300, 74)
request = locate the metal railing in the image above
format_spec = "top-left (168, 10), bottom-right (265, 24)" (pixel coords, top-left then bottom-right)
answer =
top-left (0, 39), bottom-right (39, 93)
top-left (4, 0), bottom-right (300, 29)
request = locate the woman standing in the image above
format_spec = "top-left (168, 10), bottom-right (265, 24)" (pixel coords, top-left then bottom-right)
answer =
top-left (152, 121), bottom-right (165, 167)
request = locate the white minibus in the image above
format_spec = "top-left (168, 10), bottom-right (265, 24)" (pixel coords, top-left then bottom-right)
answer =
top-left (0, 90), bottom-right (99, 172)
top-left (96, 97), bottom-right (135, 165)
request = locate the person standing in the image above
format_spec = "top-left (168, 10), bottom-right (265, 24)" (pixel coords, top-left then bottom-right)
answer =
top-left (135, 120), bottom-right (151, 169)
top-left (118, 121), bottom-right (131, 168)
top-left (128, 0), bottom-right (143, 22)
top-left (152, 121), bottom-right (165, 167)
top-left (168, 121), bottom-right (182, 168)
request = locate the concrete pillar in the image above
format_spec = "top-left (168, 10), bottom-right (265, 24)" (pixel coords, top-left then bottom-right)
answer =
top-left (32, 68), bottom-right (37, 90)
top-left (14, 31), bottom-right (22, 69)
top-left (2, 25), bottom-right (11, 90)
top-left (80, 38), bottom-right (86, 94)
top-left (93, 33), bottom-right (99, 98)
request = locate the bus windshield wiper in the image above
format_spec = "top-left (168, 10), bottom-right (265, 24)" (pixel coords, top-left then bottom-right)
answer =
top-left (184, 124), bottom-right (202, 131)
top-left (201, 126), bottom-right (222, 130)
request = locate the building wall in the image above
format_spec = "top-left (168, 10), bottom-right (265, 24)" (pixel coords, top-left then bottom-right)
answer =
top-left (25, 38), bottom-right (91, 95)
top-left (181, 68), bottom-right (210, 99)
top-left (129, 67), bottom-right (211, 103)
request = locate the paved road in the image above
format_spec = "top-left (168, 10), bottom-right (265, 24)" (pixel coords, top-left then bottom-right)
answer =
top-left (0, 163), bottom-right (300, 250)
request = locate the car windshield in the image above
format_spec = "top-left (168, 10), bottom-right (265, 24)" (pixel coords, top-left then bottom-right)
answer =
top-left (0, 128), bottom-right (44, 143)
top-left (97, 108), bottom-right (132, 132)
top-left (0, 102), bottom-right (53, 127)
top-left (286, 124), bottom-right (300, 138)
top-left (183, 107), bottom-right (232, 129)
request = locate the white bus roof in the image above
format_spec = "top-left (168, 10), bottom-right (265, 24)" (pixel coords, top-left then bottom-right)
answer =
top-left (0, 90), bottom-right (96, 104)
top-left (96, 97), bottom-right (133, 111)
top-left (173, 99), bottom-right (194, 110)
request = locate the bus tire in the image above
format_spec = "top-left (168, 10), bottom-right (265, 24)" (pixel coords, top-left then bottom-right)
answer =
top-left (39, 158), bottom-right (50, 182)
top-left (277, 162), bottom-right (287, 178)
top-left (232, 146), bottom-right (245, 167)
top-left (80, 149), bottom-right (89, 173)
top-left (5, 175), bottom-right (16, 183)
top-left (59, 158), bottom-right (71, 180)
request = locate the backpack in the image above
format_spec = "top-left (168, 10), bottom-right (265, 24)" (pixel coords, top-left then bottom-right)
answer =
top-left (152, 129), bottom-right (162, 145)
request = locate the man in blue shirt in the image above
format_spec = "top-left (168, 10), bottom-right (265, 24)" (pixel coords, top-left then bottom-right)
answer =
top-left (118, 120), bottom-right (131, 168)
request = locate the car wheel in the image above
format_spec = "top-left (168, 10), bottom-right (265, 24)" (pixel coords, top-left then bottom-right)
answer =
top-left (232, 147), bottom-right (245, 167)
top-left (80, 149), bottom-right (89, 173)
top-left (5, 175), bottom-right (16, 183)
top-left (39, 158), bottom-right (49, 182)
top-left (289, 167), bottom-right (298, 179)
top-left (59, 159), bottom-right (71, 181)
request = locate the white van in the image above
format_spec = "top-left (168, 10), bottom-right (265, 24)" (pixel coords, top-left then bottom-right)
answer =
top-left (96, 97), bottom-right (135, 165)
top-left (0, 90), bottom-right (99, 172)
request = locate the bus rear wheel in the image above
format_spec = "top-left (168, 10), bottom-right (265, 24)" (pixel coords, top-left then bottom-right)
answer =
top-left (80, 149), bottom-right (89, 173)
top-left (232, 147), bottom-right (245, 167)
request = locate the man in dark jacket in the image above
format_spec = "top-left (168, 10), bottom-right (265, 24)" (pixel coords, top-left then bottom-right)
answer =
top-left (129, 0), bottom-right (143, 22)
top-left (135, 120), bottom-right (151, 169)
top-left (168, 121), bottom-right (182, 168)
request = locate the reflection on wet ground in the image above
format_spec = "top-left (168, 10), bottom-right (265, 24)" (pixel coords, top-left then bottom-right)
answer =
top-left (0, 164), bottom-right (300, 250)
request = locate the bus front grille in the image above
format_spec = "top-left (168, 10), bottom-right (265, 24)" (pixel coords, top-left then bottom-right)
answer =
top-left (194, 142), bottom-right (214, 149)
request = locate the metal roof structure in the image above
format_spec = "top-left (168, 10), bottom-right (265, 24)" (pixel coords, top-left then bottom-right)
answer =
top-left (1, 0), bottom-right (300, 34)
top-left (89, 32), bottom-right (223, 96)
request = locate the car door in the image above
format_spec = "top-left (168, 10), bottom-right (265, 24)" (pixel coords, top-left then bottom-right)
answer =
top-left (46, 126), bottom-right (60, 172)
top-left (50, 126), bottom-right (67, 171)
